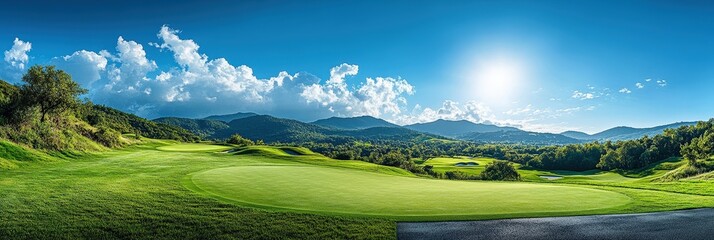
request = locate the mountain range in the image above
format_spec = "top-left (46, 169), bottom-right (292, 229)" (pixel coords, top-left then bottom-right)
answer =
top-left (153, 112), bottom-right (698, 145)
top-left (156, 114), bottom-right (438, 144)
top-left (560, 122), bottom-right (696, 141)
top-left (203, 112), bottom-right (258, 123)
top-left (404, 119), bottom-right (520, 137)
top-left (311, 116), bottom-right (399, 129)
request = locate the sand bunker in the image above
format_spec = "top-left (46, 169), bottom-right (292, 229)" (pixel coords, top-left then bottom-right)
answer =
top-left (455, 162), bottom-right (478, 167)
top-left (539, 175), bottom-right (563, 180)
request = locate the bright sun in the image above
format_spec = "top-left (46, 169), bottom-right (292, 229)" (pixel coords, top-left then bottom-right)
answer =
top-left (470, 56), bottom-right (526, 104)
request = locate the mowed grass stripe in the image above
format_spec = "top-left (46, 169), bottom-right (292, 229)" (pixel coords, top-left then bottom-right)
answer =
top-left (188, 165), bottom-right (632, 220)
top-left (156, 143), bottom-right (233, 152)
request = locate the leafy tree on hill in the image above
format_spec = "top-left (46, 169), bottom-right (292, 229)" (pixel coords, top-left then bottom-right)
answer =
top-left (0, 65), bottom-right (200, 150)
top-left (480, 160), bottom-right (520, 181)
top-left (380, 151), bottom-right (409, 167)
top-left (228, 134), bottom-right (254, 146)
top-left (681, 130), bottom-right (714, 165)
top-left (18, 65), bottom-right (87, 122)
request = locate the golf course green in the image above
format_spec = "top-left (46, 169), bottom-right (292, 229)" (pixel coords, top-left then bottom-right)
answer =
top-left (5, 141), bottom-right (714, 238)
top-left (188, 165), bottom-right (631, 219)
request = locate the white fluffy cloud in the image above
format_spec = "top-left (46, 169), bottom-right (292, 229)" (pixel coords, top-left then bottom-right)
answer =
top-left (43, 25), bottom-right (416, 120)
top-left (572, 90), bottom-right (595, 100)
top-left (301, 63), bottom-right (415, 117)
top-left (394, 100), bottom-right (494, 125)
top-left (635, 82), bottom-right (644, 89)
top-left (52, 50), bottom-right (108, 87)
top-left (150, 25), bottom-right (291, 103)
top-left (1, 38), bottom-right (33, 81)
top-left (657, 80), bottom-right (667, 87)
top-left (301, 63), bottom-right (358, 107)
top-left (3, 38), bottom-right (31, 70)
top-left (619, 88), bottom-right (631, 94)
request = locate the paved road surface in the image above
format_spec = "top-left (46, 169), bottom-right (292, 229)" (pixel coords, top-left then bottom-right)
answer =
top-left (398, 208), bottom-right (714, 240)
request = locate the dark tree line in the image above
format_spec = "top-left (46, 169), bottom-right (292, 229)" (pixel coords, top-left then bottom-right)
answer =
top-left (523, 121), bottom-right (714, 171)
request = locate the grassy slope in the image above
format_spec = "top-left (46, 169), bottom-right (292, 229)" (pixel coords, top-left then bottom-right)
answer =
top-left (0, 141), bottom-right (393, 239)
top-left (3, 142), bottom-right (714, 239)
top-left (0, 140), bottom-right (57, 169)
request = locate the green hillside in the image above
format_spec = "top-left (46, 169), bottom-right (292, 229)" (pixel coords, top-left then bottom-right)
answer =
top-left (311, 116), bottom-right (400, 129)
top-left (203, 112), bottom-right (257, 122)
top-left (0, 67), bottom-right (198, 157)
top-left (87, 106), bottom-right (199, 142)
top-left (153, 117), bottom-right (229, 138)
top-left (209, 115), bottom-right (437, 144)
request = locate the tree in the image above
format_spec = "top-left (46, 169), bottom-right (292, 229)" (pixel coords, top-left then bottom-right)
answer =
top-left (695, 131), bottom-right (714, 160)
top-left (480, 160), bottom-right (520, 181)
top-left (381, 151), bottom-right (408, 167)
top-left (228, 134), bottom-right (254, 146)
top-left (681, 131), bottom-right (714, 166)
top-left (596, 149), bottom-right (619, 170)
top-left (19, 65), bottom-right (88, 122)
top-left (681, 141), bottom-right (699, 166)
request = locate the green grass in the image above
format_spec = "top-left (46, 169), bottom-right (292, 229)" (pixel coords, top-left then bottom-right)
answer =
top-left (0, 140), bottom-right (55, 169)
top-left (0, 142), bottom-right (394, 239)
top-left (155, 143), bottom-right (234, 152)
top-left (188, 165), bottom-right (631, 220)
top-left (3, 142), bottom-right (714, 239)
top-left (419, 156), bottom-right (517, 175)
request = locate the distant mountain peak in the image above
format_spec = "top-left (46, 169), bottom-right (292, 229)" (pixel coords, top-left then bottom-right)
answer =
top-left (311, 115), bottom-right (399, 130)
top-left (405, 119), bottom-right (520, 137)
top-left (203, 112), bottom-right (258, 123)
top-left (562, 122), bottom-right (697, 141)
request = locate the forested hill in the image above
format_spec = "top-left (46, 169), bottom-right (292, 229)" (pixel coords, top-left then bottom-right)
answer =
top-left (202, 112), bottom-right (257, 123)
top-left (311, 116), bottom-right (400, 130)
top-left (153, 117), bottom-right (229, 138)
top-left (211, 115), bottom-right (437, 144)
top-left (0, 66), bottom-right (199, 156)
top-left (404, 119), bottom-right (520, 137)
top-left (87, 106), bottom-right (198, 142)
top-left (561, 122), bottom-right (697, 141)
top-left (459, 130), bottom-right (581, 145)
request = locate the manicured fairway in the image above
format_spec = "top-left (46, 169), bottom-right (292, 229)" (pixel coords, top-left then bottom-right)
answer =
top-left (417, 156), bottom-right (519, 175)
top-left (156, 143), bottom-right (233, 152)
top-left (188, 165), bottom-right (632, 220)
top-left (4, 142), bottom-right (714, 239)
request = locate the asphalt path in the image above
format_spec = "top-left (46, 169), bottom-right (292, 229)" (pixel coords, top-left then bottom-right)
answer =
top-left (398, 208), bottom-right (714, 240)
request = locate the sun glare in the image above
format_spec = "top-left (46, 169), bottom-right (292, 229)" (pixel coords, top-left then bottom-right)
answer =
top-left (469, 56), bottom-right (526, 104)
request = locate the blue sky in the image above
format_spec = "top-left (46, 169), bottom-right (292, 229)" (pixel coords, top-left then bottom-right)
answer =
top-left (1, 0), bottom-right (713, 133)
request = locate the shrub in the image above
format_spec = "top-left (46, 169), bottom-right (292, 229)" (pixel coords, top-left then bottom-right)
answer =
top-left (480, 160), bottom-right (520, 181)
top-left (444, 170), bottom-right (479, 180)
top-left (93, 126), bottom-right (125, 148)
top-left (228, 134), bottom-right (254, 146)
top-left (332, 151), bottom-right (354, 160)
top-left (423, 165), bottom-right (442, 178)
